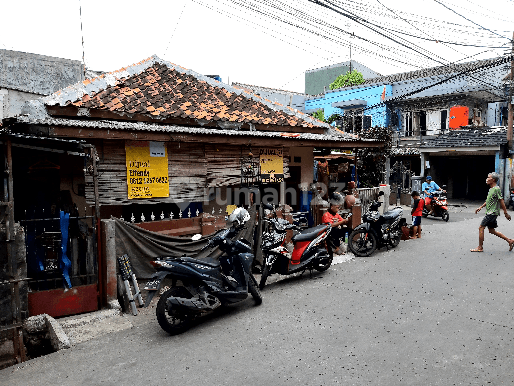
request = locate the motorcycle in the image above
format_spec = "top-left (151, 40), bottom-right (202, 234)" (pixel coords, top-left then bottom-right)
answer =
top-left (422, 186), bottom-right (449, 222)
top-left (144, 208), bottom-right (262, 335)
top-left (348, 191), bottom-right (404, 257)
top-left (259, 203), bottom-right (333, 290)
top-left (510, 188), bottom-right (514, 210)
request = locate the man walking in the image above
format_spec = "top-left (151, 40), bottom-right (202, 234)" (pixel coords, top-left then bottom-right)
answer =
top-left (471, 172), bottom-right (514, 252)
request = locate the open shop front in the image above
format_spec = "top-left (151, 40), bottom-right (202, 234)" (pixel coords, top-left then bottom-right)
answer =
top-left (424, 152), bottom-right (496, 200)
top-left (7, 134), bottom-right (100, 318)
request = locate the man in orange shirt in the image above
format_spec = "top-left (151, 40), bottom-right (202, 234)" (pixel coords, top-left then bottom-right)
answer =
top-left (322, 193), bottom-right (351, 255)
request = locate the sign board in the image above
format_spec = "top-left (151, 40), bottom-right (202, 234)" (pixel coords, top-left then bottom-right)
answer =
top-left (125, 141), bottom-right (169, 199)
top-left (260, 148), bottom-right (284, 183)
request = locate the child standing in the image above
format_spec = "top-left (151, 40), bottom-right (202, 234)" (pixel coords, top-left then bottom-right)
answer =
top-left (411, 191), bottom-right (424, 239)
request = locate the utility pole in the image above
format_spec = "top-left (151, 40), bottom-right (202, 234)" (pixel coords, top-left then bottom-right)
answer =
top-left (508, 32), bottom-right (514, 149)
top-left (508, 32), bottom-right (514, 194)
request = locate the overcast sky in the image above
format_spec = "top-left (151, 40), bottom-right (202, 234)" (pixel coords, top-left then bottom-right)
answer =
top-left (1, 0), bottom-right (513, 93)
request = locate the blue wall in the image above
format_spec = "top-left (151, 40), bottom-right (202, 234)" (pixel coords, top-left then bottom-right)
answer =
top-left (305, 84), bottom-right (392, 127)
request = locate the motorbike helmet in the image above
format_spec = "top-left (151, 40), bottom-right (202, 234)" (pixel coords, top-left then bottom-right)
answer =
top-left (329, 192), bottom-right (344, 206)
top-left (426, 176), bottom-right (432, 181)
top-left (227, 207), bottom-right (250, 228)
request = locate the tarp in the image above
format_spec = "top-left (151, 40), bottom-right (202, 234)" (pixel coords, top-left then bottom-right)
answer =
top-left (113, 205), bottom-right (257, 279)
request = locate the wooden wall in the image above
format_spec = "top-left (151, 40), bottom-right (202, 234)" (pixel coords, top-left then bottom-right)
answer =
top-left (85, 140), bottom-right (289, 206)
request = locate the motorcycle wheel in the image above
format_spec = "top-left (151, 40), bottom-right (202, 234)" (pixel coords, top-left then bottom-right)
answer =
top-left (248, 274), bottom-right (263, 305)
top-left (259, 260), bottom-right (271, 290)
top-left (348, 229), bottom-right (377, 257)
top-left (315, 250), bottom-right (333, 272)
top-left (156, 287), bottom-right (194, 335)
top-left (389, 228), bottom-right (401, 248)
top-left (442, 210), bottom-right (449, 222)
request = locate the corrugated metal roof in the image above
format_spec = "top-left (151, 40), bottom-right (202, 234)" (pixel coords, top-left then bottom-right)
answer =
top-left (362, 58), bottom-right (501, 86)
top-left (15, 115), bottom-right (378, 143)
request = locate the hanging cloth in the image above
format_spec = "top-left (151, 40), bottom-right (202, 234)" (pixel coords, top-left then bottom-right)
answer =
top-left (59, 211), bottom-right (72, 289)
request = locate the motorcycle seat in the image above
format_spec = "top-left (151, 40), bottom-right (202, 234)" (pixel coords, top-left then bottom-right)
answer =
top-left (292, 224), bottom-right (329, 242)
top-left (180, 257), bottom-right (220, 267)
top-left (382, 208), bottom-right (403, 221)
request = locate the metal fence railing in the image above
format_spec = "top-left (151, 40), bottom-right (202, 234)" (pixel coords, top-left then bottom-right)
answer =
top-left (356, 187), bottom-right (380, 213)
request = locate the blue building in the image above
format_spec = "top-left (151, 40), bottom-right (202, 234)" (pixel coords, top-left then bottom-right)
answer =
top-left (303, 57), bottom-right (511, 200)
top-left (305, 84), bottom-right (393, 129)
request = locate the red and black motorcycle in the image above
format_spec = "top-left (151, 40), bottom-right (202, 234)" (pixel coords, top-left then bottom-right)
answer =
top-left (422, 186), bottom-right (449, 222)
top-left (258, 204), bottom-right (333, 290)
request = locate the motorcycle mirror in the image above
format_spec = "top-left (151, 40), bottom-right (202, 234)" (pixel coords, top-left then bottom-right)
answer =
top-left (262, 203), bottom-right (274, 210)
top-left (442, 185), bottom-right (447, 188)
top-left (191, 234), bottom-right (202, 241)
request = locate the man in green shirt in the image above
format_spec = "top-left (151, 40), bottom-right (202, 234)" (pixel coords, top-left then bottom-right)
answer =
top-left (471, 172), bottom-right (513, 252)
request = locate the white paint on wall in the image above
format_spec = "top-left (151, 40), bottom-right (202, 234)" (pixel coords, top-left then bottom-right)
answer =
top-left (0, 89), bottom-right (8, 121)
top-left (427, 110), bottom-right (440, 135)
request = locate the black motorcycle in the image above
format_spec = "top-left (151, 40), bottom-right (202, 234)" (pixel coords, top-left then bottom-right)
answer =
top-left (348, 192), bottom-right (404, 257)
top-left (144, 208), bottom-right (262, 335)
top-left (259, 204), bottom-right (333, 290)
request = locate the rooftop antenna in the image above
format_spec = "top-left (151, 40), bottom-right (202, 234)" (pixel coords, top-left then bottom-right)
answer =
top-left (79, 0), bottom-right (86, 78)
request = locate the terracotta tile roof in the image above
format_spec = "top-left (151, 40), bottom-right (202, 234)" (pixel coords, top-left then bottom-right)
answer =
top-left (43, 55), bottom-right (328, 129)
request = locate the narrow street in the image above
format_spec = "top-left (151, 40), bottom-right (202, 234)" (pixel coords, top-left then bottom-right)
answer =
top-left (3, 201), bottom-right (514, 385)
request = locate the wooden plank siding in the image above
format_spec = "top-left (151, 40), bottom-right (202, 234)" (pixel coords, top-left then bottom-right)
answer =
top-left (85, 140), bottom-right (289, 206)
top-left (168, 142), bottom-right (207, 203)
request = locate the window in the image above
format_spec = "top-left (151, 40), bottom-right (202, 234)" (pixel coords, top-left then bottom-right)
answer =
top-left (363, 115), bottom-right (372, 130)
top-left (404, 112), bottom-right (413, 137)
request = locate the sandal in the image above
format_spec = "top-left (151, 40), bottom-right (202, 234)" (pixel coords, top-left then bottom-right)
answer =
top-left (470, 248), bottom-right (483, 252)
top-left (509, 241), bottom-right (514, 251)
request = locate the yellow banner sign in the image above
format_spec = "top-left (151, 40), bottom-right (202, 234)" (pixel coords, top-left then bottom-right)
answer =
top-left (260, 148), bottom-right (284, 183)
top-left (125, 141), bottom-right (169, 199)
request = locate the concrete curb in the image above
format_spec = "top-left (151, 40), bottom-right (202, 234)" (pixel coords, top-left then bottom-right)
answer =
top-left (45, 315), bottom-right (71, 351)
top-left (59, 309), bottom-right (133, 346)
top-left (23, 314), bottom-right (71, 353)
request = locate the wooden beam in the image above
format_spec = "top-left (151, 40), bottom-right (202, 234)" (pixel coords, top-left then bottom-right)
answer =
top-left (46, 125), bottom-right (384, 148)
top-left (253, 124), bottom-right (325, 134)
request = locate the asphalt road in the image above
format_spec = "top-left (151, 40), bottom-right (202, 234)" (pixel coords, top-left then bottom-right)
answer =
top-left (4, 200), bottom-right (514, 385)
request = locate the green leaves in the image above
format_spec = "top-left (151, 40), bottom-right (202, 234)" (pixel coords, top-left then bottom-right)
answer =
top-left (329, 69), bottom-right (365, 90)
top-left (311, 109), bottom-right (325, 122)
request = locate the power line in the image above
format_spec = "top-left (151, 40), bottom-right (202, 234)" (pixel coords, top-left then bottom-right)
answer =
top-left (371, 0), bottom-right (504, 98)
top-left (336, 0), bottom-right (510, 38)
top-left (193, 0), bottom-right (434, 70)
top-left (164, 0), bottom-right (187, 58)
top-left (309, 0), bottom-right (450, 65)
top-left (325, 0), bottom-right (504, 92)
top-left (193, 0), bottom-right (510, 97)
top-left (360, 54), bottom-right (514, 113)
top-left (237, 0), bottom-right (439, 68)
top-left (432, 0), bottom-right (512, 42)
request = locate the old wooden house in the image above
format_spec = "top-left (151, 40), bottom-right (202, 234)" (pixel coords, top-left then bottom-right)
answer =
top-left (1, 55), bottom-right (384, 320)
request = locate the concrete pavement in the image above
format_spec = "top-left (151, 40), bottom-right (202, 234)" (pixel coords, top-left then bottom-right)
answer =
top-left (4, 199), bottom-right (514, 385)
